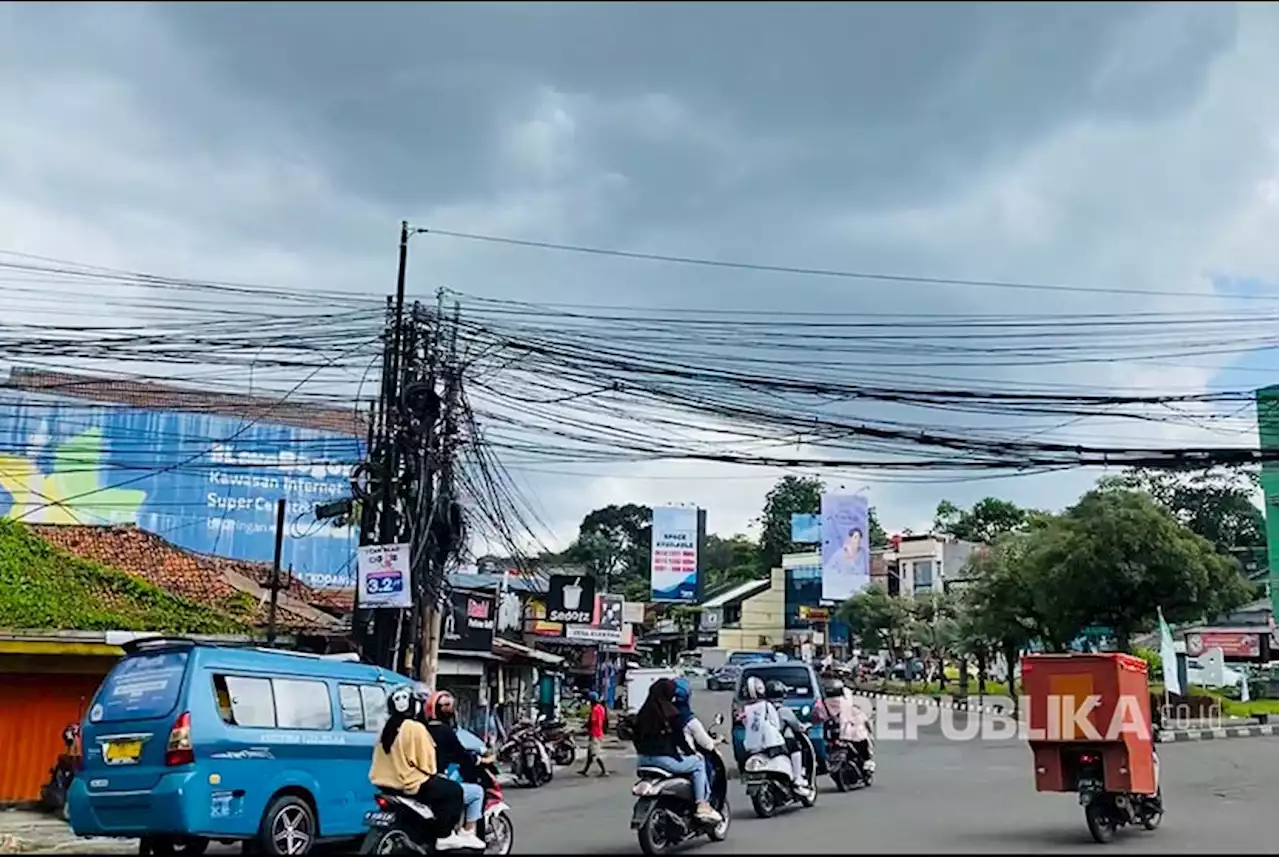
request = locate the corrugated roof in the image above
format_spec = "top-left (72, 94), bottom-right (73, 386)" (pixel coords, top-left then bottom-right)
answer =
top-left (6, 367), bottom-right (365, 437)
top-left (701, 578), bottom-right (771, 608)
top-left (31, 524), bottom-right (346, 634)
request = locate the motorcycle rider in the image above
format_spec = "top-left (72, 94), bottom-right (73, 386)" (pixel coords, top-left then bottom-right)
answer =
top-left (423, 690), bottom-right (487, 852)
top-left (822, 679), bottom-right (873, 771)
top-left (764, 679), bottom-right (814, 796)
top-left (631, 678), bottom-right (723, 824)
top-left (671, 678), bottom-right (720, 795)
top-left (369, 684), bottom-right (470, 851)
top-left (740, 676), bottom-right (809, 796)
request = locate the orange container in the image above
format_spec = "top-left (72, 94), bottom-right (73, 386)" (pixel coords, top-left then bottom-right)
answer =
top-left (1022, 653), bottom-right (1156, 795)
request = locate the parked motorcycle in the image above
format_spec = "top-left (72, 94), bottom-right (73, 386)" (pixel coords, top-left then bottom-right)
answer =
top-left (824, 722), bottom-right (874, 791)
top-left (741, 729), bottom-right (818, 818)
top-left (496, 723), bottom-right (553, 788)
top-left (535, 716), bottom-right (577, 768)
top-left (1075, 750), bottom-right (1163, 843)
top-left (39, 723), bottom-right (80, 821)
top-left (630, 714), bottom-right (730, 856)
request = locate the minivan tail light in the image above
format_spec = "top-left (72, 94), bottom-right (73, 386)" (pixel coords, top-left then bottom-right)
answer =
top-left (165, 711), bottom-right (194, 766)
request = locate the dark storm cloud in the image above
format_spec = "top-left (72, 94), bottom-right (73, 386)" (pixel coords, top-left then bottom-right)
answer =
top-left (0, 1), bottom-right (1273, 541)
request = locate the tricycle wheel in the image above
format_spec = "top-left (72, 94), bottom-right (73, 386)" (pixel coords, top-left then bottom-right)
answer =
top-left (1141, 789), bottom-right (1163, 831)
top-left (1085, 799), bottom-right (1116, 844)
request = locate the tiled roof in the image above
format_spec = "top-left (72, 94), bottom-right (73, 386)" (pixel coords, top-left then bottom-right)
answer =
top-left (6, 367), bottom-right (365, 437)
top-left (30, 524), bottom-right (346, 635)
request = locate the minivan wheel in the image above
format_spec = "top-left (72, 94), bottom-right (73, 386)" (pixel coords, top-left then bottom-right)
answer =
top-left (258, 795), bottom-right (316, 855)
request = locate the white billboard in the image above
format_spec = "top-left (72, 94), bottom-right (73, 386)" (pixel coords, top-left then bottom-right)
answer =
top-left (650, 506), bottom-right (701, 603)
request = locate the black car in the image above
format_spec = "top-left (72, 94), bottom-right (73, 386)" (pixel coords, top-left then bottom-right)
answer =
top-left (706, 664), bottom-right (743, 692)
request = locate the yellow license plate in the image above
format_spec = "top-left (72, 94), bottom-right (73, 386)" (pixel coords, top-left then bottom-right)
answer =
top-left (104, 740), bottom-right (143, 764)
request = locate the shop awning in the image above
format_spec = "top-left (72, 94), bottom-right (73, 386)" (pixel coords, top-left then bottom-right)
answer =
top-left (493, 637), bottom-right (564, 666)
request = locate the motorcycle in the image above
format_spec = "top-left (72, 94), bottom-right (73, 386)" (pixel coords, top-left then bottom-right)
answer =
top-left (1075, 749), bottom-right (1163, 844)
top-left (496, 723), bottom-right (554, 788)
top-left (39, 723), bottom-right (80, 821)
top-left (630, 714), bottom-right (731, 856)
top-left (535, 715), bottom-right (577, 768)
top-left (741, 728), bottom-right (818, 818)
top-left (361, 741), bottom-right (513, 855)
top-left (824, 722), bottom-right (874, 791)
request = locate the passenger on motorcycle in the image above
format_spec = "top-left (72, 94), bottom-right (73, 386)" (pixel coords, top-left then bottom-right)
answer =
top-left (822, 679), bottom-right (873, 767)
top-left (740, 677), bottom-right (811, 795)
top-left (763, 679), bottom-right (814, 794)
top-left (631, 678), bottom-right (723, 824)
top-left (424, 690), bottom-right (487, 852)
top-left (671, 678), bottom-right (719, 790)
top-left (369, 683), bottom-right (470, 851)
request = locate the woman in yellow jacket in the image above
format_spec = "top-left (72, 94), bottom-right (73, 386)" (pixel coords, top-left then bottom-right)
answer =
top-left (370, 684), bottom-right (471, 850)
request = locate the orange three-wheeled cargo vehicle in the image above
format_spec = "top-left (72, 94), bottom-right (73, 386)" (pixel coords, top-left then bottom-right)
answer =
top-left (1023, 652), bottom-right (1164, 843)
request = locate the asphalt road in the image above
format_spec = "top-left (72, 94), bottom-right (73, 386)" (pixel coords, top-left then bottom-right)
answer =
top-left (509, 691), bottom-right (1279, 855)
top-left (30, 693), bottom-right (1278, 854)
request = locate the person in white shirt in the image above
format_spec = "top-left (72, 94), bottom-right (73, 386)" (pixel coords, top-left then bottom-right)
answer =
top-left (823, 679), bottom-right (873, 768)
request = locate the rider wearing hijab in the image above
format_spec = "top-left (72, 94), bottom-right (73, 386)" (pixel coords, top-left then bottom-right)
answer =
top-left (632, 678), bottom-right (721, 823)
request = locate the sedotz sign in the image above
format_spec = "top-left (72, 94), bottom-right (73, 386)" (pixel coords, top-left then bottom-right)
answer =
top-left (547, 574), bottom-right (596, 625)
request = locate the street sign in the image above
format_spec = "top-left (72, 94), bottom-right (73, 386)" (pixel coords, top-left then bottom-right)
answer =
top-left (357, 543), bottom-right (412, 608)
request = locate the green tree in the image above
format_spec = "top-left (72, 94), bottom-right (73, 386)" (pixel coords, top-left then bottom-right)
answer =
top-left (958, 532), bottom-right (1043, 700)
top-left (933, 497), bottom-right (1035, 543)
top-left (1100, 468), bottom-right (1267, 575)
top-left (1033, 488), bottom-right (1253, 652)
top-left (838, 584), bottom-right (910, 653)
top-left (702, 533), bottom-right (761, 591)
top-left (757, 476), bottom-right (825, 571)
top-left (562, 503), bottom-right (652, 600)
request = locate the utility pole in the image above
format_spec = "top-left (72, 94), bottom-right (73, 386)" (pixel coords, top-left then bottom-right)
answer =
top-left (267, 498), bottom-right (286, 644)
top-left (419, 297), bottom-right (462, 688)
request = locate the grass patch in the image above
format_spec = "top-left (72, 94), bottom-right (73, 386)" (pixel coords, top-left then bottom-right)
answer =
top-left (0, 518), bottom-right (249, 634)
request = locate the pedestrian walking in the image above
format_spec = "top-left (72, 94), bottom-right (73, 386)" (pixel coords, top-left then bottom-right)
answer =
top-left (579, 690), bottom-right (609, 776)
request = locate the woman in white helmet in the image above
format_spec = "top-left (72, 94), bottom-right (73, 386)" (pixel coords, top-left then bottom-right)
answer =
top-left (368, 683), bottom-right (470, 850)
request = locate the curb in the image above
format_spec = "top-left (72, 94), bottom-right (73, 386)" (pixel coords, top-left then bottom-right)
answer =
top-left (1158, 723), bottom-right (1277, 743)
top-left (852, 689), bottom-right (1011, 716)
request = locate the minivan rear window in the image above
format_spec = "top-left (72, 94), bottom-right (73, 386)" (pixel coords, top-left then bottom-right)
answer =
top-left (93, 651), bottom-right (189, 723)
top-left (737, 665), bottom-right (814, 699)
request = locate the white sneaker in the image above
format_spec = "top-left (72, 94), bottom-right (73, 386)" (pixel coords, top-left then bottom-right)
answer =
top-left (457, 831), bottom-right (486, 850)
top-left (436, 833), bottom-right (467, 851)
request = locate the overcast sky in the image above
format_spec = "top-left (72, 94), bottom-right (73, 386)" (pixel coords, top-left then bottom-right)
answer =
top-left (1, 2), bottom-right (1276, 549)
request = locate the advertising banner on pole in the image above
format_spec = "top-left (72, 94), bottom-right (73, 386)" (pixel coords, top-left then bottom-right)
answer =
top-left (440, 590), bottom-right (496, 653)
top-left (650, 506), bottom-right (701, 602)
top-left (357, 543), bottom-right (413, 608)
top-left (820, 493), bottom-right (870, 603)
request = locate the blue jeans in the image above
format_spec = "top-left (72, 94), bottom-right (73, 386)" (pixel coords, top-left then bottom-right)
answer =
top-left (637, 754), bottom-right (709, 803)
top-left (460, 782), bottom-right (484, 824)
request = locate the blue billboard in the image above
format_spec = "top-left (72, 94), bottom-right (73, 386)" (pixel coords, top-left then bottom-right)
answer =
top-left (0, 390), bottom-right (363, 589)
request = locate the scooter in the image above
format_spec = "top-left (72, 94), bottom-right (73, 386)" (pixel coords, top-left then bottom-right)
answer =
top-left (475, 755), bottom-right (515, 856)
top-left (496, 723), bottom-right (554, 788)
top-left (1075, 749), bottom-right (1164, 844)
top-left (741, 729), bottom-right (818, 818)
top-left (361, 790), bottom-right (450, 855)
top-left (824, 721), bottom-right (874, 791)
top-left (535, 715), bottom-right (577, 768)
top-left (630, 714), bottom-right (730, 856)
top-left (39, 723), bottom-right (80, 821)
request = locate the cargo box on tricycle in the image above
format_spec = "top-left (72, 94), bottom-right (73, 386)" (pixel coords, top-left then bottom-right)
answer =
top-left (1022, 653), bottom-right (1156, 796)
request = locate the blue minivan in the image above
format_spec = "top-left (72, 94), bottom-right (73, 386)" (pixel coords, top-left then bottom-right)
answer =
top-left (729, 661), bottom-right (829, 775)
top-left (69, 638), bottom-right (411, 855)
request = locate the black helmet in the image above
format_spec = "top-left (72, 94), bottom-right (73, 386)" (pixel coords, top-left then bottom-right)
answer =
top-left (764, 679), bottom-right (787, 701)
top-left (823, 678), bottom-right (845, 697)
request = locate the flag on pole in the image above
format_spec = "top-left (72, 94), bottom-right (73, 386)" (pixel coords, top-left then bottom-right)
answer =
top-left (1158, 607), bottom-right (1182, 696)
top-left (1240, 671), bottom-right (1251, 703)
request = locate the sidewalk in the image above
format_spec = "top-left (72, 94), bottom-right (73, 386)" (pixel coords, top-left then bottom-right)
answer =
top-left (0, 807), bottom-right (128, 854)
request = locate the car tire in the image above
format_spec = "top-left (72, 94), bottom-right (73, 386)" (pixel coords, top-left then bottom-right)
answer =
top-left (257, 794), bottom-right (317, 855)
